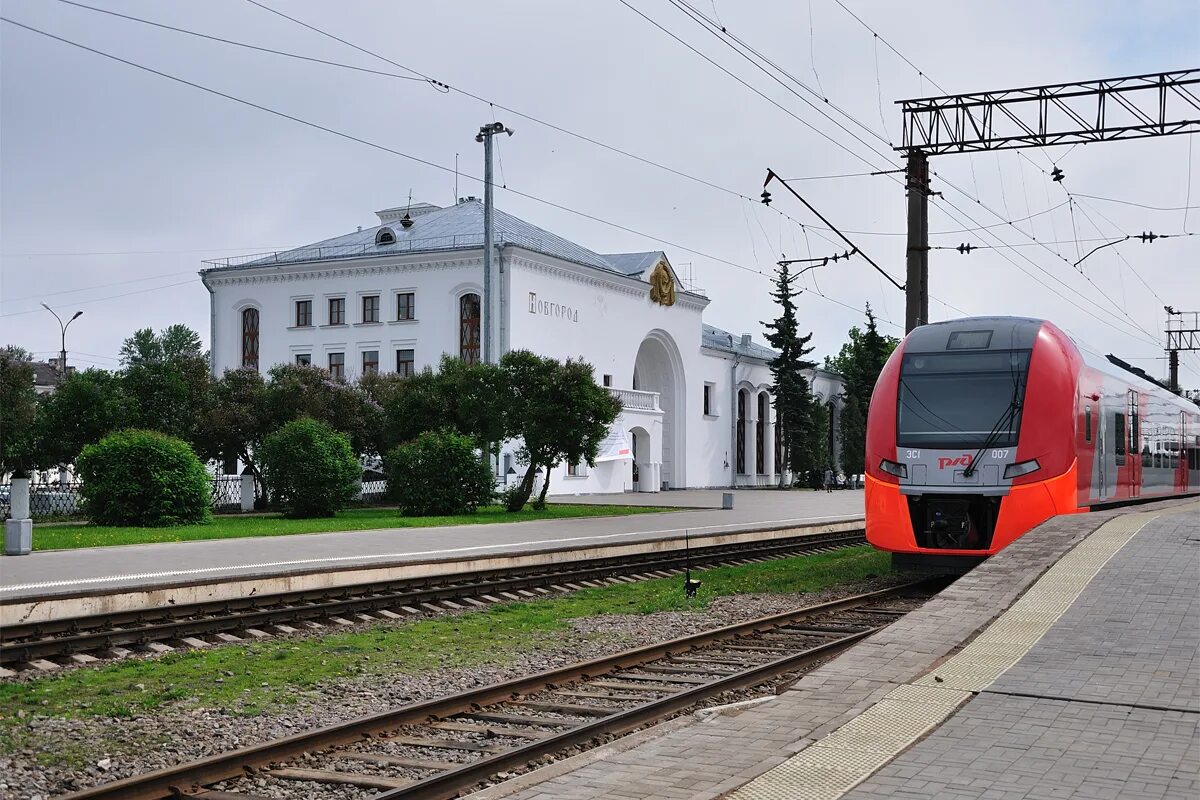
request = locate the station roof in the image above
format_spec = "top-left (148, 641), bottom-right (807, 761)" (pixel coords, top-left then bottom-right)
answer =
top-left (702, 324), bottom-right (779, 362)
top-left (201, 200), bottom-right (681, 288)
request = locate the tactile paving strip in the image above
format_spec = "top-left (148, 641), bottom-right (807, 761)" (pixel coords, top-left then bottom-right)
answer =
top-left (727, 510), bottom-right (1158, 800)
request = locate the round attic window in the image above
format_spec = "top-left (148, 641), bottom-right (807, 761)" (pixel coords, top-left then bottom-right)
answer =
top-left (375, 227), bottom-right (396, 246)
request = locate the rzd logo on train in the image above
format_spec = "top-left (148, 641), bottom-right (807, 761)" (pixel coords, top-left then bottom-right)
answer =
top-left (937, 455), bottom-right (973, 469)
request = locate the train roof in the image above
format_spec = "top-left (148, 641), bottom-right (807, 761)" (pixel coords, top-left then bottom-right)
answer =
top-left (905, 316), bottom-right (1196, 411)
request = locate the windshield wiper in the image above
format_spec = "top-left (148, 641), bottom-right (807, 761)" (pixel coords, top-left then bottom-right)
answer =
top-left (962, 382), bottom-right (1022, 478)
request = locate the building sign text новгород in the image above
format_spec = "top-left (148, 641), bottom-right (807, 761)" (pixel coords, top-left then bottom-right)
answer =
top-left (528, 292), bottom-right (579, 323)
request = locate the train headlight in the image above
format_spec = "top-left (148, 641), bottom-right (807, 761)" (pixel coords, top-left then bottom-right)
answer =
top-left (1003, 459), bottom-right (1041, 479)
top-left (879, 459), bottom-right (908, 478)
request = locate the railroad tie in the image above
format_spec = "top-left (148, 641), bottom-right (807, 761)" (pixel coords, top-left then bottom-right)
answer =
top-left (267, 767), bottom-right (411, 790)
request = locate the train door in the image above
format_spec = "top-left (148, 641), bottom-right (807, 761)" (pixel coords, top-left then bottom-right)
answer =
top-left (1097, 405), bottom-right (1107, 499)
top-left (1182, 411), bottom-right (1189, 491)
top-left (1129, 391), bottom-right (1140, 498)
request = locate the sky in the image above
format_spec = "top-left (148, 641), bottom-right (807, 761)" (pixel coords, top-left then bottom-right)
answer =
top-left (1, 0), bottom-right (1197, 386)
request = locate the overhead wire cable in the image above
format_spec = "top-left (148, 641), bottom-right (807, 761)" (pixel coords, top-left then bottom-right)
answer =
top-left (51, 0), bottom-right (430, 82)
top-left (1, 14), bottom-right (900, 327)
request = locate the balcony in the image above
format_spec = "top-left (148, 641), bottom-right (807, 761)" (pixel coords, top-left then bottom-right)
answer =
top-left (609, 387), bottom-right (661, 411)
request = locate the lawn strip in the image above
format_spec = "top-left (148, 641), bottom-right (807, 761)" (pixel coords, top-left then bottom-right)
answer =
top-left (0, 546), bottom-right (889, 727)
top-left (31, 503), bottom-right (670, 551)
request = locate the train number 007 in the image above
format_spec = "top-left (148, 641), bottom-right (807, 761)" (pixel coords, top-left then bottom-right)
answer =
top-left (990, 449), bottom-right (1010, 459)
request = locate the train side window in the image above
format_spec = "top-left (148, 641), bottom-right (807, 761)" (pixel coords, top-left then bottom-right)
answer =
top-left (1114, 413), bottom-right (1126, 464)
top-left (1084, 406), bottom-right (1092, 442)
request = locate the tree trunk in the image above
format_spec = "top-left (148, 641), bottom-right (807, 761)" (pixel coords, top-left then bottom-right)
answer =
top-left (533, 465), bottom-right (552, 510)
top-left (506, 462), bottom-right (538, 512)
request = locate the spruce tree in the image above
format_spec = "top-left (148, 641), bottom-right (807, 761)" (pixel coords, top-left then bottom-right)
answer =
top-left (762, 262), bottom-right (817, 485)
top-left (824, 304), bottom-right (898, 475)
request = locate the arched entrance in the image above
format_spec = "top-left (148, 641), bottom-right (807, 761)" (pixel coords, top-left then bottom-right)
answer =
top-left (633, 331), bottom-right (685, 490)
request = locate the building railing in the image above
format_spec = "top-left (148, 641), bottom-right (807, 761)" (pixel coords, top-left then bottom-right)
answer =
top-left (609, 387), bottom-right (661, 411)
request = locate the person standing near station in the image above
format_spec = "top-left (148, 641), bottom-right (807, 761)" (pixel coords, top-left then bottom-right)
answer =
top-left (823, 466), bottom-right (834, 493)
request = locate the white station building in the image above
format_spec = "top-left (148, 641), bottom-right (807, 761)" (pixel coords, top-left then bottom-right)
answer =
top-left (200, 199), bottom-right (844, 494)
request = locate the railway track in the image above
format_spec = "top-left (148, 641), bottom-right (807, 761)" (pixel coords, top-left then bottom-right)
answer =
top-left (60, 580), bottom-right (936, 800)
top-left (1, 529), bottom-right (866, 670)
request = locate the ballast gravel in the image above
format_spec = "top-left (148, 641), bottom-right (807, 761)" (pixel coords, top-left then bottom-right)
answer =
top-left (2, 575), bottom-right (908, 800)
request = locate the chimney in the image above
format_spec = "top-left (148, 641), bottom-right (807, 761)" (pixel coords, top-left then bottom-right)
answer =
top-left (740, 334), bottom-right (752, 347)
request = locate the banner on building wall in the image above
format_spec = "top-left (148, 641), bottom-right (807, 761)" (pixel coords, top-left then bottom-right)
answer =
top-left (595, 426), bottom-right (633, 462)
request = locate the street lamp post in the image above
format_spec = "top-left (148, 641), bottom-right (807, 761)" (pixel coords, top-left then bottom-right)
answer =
top-left (40, 303), bottom-right (82, 377)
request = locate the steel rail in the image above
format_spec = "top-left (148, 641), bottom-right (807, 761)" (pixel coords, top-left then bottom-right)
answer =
top-left (58, 580), bottom-right (931, 800)
top-left (2, 530), bottom-right (865, 665)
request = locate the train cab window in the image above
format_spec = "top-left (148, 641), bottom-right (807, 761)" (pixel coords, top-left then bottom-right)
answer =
top-left (1114, 413), bottom-right (1126, 465)
top-left (1084, 406), bottom-right (1092, 442)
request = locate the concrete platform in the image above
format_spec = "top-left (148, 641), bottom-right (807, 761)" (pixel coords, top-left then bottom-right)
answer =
top-left (468, 498), bottom-right (1197, 800)
top-left (0, 489), bottom-right (863, 624)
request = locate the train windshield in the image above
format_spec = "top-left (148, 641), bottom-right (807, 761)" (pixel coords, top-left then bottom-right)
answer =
top-left (897, 350), bottom-right (1031, 449)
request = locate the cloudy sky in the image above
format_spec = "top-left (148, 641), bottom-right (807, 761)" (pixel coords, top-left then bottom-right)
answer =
top-left (2, 0), bottom-right (1197, 385)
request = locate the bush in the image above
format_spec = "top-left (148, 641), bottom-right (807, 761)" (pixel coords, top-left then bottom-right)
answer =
top-left (385, 429), bottom-right (494, 516)
top-left (76, 429), bottom-right (211, 526)
top-left (260, 418), bottom-right (361, 518)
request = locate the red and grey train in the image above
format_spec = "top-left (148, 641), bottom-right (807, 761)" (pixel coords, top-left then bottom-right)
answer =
top-left (865, 316), bottom-right (1199, 568)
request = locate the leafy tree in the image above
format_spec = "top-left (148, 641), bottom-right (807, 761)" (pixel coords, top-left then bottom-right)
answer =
top-left (119, 324), bottom-right (203, 367)
top-left (196, 367), bottom-right (271, 478)
top-left (35, 368), bottom-right (128, 467)
top-left (823, 304), bottom-right (899, 474)
top-left (0, 347), bottom-right (39, 477)
top-left (762, 262), bottom-right (818, 483)
top-left (264, 363), bottom-right (374, 456)
top-left (381, 356), bottom-right (507, 451)
top-left (500, 350), bottom-right (621, 511)
top-left (118, 325), bottom-right (214, 448)
top-left (259, 418), bottom-right (360, 518)
top-left (385, 430), bottom-right (494, 516)
top-left (76, 429), bottom-right (211, 526)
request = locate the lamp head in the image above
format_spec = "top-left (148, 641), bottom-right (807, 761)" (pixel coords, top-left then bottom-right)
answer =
top-left (41, 302), bottom-right (51, 311)
top-left (70, 311), bottom-right (83, 321)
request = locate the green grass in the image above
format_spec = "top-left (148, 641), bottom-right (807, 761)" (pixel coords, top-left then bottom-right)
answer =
top-left (0, 546), bottom-right (890, 730)
top-left (30, 504), bottom-right (670, 551)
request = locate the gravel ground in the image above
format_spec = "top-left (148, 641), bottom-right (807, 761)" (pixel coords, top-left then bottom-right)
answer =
top-left (1, 574), bottom-right (910, 800)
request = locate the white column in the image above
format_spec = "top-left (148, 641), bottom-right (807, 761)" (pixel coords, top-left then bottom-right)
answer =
top-left (743, 405), bottom-right (757, 482)
top-left (4, 477), bottom-right (32, 556)
top-left (240, 474), bottom-right (256, 513)
top-left (764, 400), bottom-right (776, 478)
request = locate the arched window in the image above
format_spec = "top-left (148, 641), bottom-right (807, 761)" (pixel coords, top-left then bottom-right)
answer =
top-left (736, 390), bottom-right (747, 475)
top-left (756, 393), bottom-right (768, 474)
top-left (460, 293), bottom-right (481, 364)
top-left (375, 227), bottom-right (396, 246)
top-left (241, 307), bottom-right (259, 370)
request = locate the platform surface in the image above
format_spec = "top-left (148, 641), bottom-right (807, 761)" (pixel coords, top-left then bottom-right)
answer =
top-left (475, 499), bottom-right (1197, 800)
top-left (841, 509), bottom-right (1198, 800)
top-left (0, 489), bottom-right (863, 601)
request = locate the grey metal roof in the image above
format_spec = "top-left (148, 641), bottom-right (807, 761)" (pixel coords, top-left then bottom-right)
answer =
top-left (202, 200), bottom-right (656, 277)
top-left (601, 251), bottom-right (664, 276)
top-left (702, 324), bottom-right (778, 362)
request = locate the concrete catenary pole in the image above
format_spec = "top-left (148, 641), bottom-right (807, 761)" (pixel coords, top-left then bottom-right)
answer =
top-left (904, 151), bottom-right (929, 333)
top-left (477, 122), bottom-right (513, 364)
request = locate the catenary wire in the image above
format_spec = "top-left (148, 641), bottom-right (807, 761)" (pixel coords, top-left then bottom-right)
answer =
top-left (0, 15), bottom-right (899, 328)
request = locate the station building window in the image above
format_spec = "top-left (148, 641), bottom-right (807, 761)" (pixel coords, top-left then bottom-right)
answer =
top-left (460, 293), bottom-right (481, 364)
top-left (295, 299), bottom-right (312, 327)
top-left (362, 350), bottom-right (379, 375)
top-left (328, 297), bottom-right (346, 325)
top-left (362, 295), bottom-right (380, 324)
top-left (295, 353), bottom-right (311, 366)
top-left (396, 348), bottom-right (415, 377)
top-left (397, 292), bottom-right (416, 321)
top-left (328, 352), bottom-right (345, 379)
top-left (241, 307), bottom-right (259, 370)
